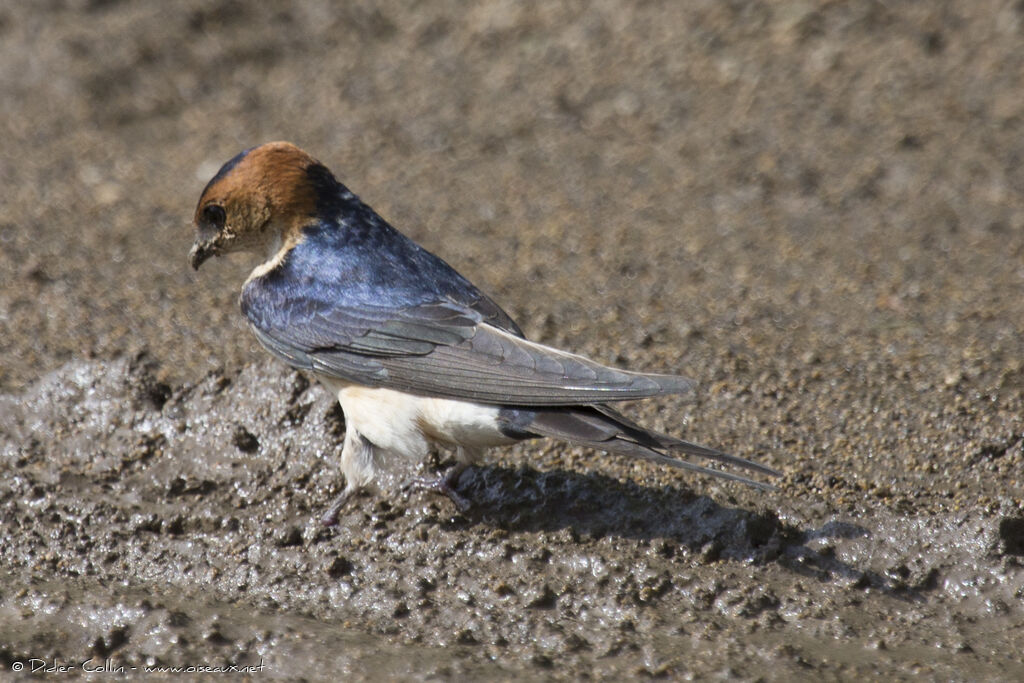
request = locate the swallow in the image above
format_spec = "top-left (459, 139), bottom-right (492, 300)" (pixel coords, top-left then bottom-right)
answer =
top-left (190, 142), bottom-right (778, 524)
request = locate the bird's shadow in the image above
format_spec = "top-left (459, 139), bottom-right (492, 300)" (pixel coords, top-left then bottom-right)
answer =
top-left (407, 462), bottom-right (911, 598)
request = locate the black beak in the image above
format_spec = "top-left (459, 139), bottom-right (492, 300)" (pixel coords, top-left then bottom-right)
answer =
top-left (189, 240), bottom-right (215, 270)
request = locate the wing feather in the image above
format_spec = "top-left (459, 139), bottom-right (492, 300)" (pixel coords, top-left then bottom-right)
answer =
top-left (243, 275), bottom-right (695, 406)
top-left (373, 325), bottom-right (695, 404)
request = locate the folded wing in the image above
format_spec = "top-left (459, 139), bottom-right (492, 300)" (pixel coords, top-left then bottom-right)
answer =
top-left (242, 279), bottom-right (695, 406)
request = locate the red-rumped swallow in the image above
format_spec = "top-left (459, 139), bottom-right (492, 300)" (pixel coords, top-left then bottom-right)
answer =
top-left (190, 142), bottom-right (778, 524)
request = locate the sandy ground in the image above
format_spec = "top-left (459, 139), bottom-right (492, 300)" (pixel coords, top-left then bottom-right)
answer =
top-left (1, 1), bottom-right (1023, 679)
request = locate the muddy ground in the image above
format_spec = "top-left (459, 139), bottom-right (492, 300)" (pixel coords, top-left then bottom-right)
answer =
top-left (2, 1), bottom-right (1023, 679)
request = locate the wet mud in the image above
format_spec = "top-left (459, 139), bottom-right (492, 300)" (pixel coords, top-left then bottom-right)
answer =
top-left (2, 355), bottom-right (1022, 679)
top-left (2, 0), bottom-right (1023, 679)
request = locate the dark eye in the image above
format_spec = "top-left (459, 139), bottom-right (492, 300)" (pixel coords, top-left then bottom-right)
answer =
top-left (202, 204), bottom-right (226, 230)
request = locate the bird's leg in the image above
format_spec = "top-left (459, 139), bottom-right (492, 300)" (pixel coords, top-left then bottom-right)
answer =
top-left (320, 484), bottom-right (357, 527)
top-left (439, 461), bottom-right (471, 511)
top-left (403, 460), bottom-right (472, 512)
top-left (321, 427), bottom-right (375, 526)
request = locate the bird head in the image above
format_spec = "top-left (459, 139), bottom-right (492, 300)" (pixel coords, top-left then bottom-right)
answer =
top-left (190, 141), bottom-right (326, 270)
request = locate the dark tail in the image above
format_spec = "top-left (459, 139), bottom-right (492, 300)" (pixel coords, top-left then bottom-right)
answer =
top-left (498, 405), bottom-right (780, 489)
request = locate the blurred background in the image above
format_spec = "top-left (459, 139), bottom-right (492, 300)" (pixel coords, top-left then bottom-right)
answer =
top-left (3, 0), bottom-right (1021, 397)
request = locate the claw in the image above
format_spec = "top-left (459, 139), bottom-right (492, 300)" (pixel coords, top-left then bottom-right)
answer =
top-left (403, 465), bottom-right (472, 512)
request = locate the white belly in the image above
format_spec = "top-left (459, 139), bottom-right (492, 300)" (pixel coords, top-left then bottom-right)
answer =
top-left (321, 379), bottom-right (517, 460)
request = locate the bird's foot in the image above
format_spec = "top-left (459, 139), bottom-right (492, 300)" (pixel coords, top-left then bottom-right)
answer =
top-left (320, 487), bottom-right (356, 527)
top-left (403, 466), bottom-right (472, 512)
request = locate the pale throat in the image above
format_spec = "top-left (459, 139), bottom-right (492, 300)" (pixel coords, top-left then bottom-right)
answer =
top-left (262, 231), bottom-right (283, 262)
top-left (245, 225), bottom-right (297, 283)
